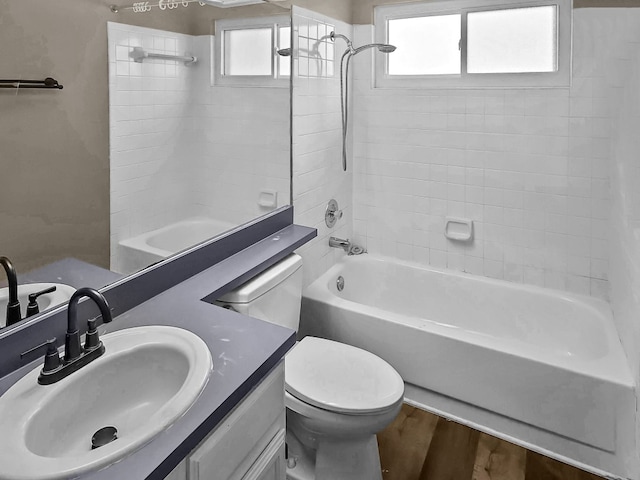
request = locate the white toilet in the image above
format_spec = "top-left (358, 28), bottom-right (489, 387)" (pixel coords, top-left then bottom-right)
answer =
top-left (217, 253), bottom-right (404, 480)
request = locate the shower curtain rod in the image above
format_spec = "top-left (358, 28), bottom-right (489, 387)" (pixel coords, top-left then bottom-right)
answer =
top-left (109, 0), bottom-right (205, 14)
top-left (110, 0), bottom-right (279, 13)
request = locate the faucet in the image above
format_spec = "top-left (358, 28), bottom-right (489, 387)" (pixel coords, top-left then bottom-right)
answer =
top-left (0, 256), bottom-right (21, 327)
top-left (329, 237), bottom-right (351, 252)
top-left (38, 287), bottom-right (113, 385)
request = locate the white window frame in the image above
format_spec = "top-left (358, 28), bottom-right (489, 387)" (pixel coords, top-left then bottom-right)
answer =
top-left (214, 15), bottom-right (290, 87)
top-left (374, 0), bottom-right (572, 89)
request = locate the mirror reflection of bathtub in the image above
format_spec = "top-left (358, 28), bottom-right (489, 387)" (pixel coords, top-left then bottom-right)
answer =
top-left (114, 218), bottom-right (235, 275)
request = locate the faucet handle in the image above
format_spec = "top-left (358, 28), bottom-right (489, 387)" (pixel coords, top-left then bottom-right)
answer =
top-left (325, 199), bottom-right (343, 228)
top-left (84, 318), bottom-right (101, 351)
top-left (26, 286), bottom-right (57, 318)
top-left (42, 339), bottom-right (61, 374)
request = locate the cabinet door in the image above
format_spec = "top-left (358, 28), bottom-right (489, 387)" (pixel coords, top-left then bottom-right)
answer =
top-left (241, 429), bottom-right (286, 480)
top-left (189, 364), bottom-right (285, 480)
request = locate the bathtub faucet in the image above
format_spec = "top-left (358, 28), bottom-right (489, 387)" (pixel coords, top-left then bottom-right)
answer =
top-left (329, 237), bottom-right (351, 252)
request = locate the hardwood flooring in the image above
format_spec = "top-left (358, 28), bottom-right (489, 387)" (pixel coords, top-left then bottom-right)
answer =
top-left (377, 405), bottom-right (604, 480)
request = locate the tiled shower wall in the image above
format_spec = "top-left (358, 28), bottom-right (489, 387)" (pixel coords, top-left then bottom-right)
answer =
top-left (351, 11), bottom-right (620, 300)
top-left (191, 38), bottom-right (291, 227)
top-left (108, 22), bottom-right (201, 272)
top-left (109, 23), bottom-right (289, 273)
top-left (606, 9), bottom-right (640, 452)
top-left (292, 7), bottom-right (353, 287)
top-left (196, 84), bottom-right (290, 225)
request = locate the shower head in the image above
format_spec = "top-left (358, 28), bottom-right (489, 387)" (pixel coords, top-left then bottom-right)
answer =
top-left (377, 44), bottom-right (397, 53)
top-left (353, 43), bottom-right (397, 55)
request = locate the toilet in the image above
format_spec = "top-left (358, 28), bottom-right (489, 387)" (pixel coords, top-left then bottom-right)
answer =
top-left (217, 253), bottom-right (404, 480)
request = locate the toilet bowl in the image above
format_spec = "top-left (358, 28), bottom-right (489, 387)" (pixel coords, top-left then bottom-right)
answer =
top-left (217, 254), bottom-right (404, 480)
top-left (286, 396), bottom-right (401, 480)
top-left (284, 336), bottom-right (404, 480)
top-left (285, 391), bottom-right (402, 444)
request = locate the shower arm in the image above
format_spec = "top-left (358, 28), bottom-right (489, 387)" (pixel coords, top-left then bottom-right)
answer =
top-left (330, 31), bottom-right (355, 54)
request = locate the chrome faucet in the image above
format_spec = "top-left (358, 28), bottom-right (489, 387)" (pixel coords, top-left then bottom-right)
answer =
top-left (38, 287), bottom-right (113, 385)
top-left (329, 237), bottom-right (351, 252)
top-left (0, 256), bottom-right (21, 327)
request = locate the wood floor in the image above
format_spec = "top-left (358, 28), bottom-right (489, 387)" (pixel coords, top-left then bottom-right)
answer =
top-left (377, 405), bottom-right (604, 480)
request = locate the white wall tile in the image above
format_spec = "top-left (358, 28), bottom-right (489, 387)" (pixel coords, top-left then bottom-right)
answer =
top-left (604, 11), bottom-right (640, 458)
top-left (292, 7), bottom-right (352, 287)
top-left (347, 13), bottom-right (634, 301)
top-left (108, 23), bottom-right (289, 273)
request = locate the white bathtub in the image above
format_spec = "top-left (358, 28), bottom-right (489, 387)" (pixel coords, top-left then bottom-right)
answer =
top-left (301, 255), bottom-right (635, 461)
top-left (117, 217), bottom-right (235, 274)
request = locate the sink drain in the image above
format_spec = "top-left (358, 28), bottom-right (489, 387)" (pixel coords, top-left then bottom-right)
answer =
top-left (91, 426), bottom-right (118, 450)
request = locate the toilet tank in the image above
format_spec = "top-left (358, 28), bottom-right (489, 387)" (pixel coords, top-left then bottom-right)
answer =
top-left (216, 253), bottom-right (303, 331)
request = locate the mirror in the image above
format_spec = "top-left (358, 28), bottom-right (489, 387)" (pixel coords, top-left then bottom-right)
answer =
top-left (0, 0), bottom-right (291, 327)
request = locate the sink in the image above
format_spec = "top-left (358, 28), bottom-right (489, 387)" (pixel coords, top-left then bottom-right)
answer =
top-left (0, 325), bottom-right (212, 480)
top-left (0, 283), bottom-right (76, 326)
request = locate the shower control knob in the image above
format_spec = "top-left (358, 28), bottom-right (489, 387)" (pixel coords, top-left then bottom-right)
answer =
top-left (325, 199), bottom-right (342, 228)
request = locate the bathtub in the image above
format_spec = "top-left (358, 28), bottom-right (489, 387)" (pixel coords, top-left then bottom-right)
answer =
top-left (301, 255), bottom-right (635, 459)
top-left (117, 217), bottom-right (236, 274)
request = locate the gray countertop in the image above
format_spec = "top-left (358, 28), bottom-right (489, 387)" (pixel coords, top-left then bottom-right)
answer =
top-left (1, 258), bottom-right (122, 291)
top-left (20, 258), bottom-right (124, 290)
top-left (0, 274), bottom-right (295, 479)
top-left (0, 208), bottom-right (314, 479)
top-left (0, 233), bottom-right (304, 480)
top-left (89, 275), bottom-right (296, 479)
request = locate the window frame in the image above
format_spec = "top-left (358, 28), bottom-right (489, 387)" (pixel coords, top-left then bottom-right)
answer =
top-left (374, 0), bottom-right (572, 89)
top-left (214, 15), bottom-right (291, 88)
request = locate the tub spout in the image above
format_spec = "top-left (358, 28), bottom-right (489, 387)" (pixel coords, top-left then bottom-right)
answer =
top-left (329, 237), bottom-right (351, 252)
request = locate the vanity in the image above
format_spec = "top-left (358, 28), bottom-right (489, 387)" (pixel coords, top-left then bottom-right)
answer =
top-left (165, 365), bottom-right (286, 480)
top-left (0, 207), bottom-right (315, 480)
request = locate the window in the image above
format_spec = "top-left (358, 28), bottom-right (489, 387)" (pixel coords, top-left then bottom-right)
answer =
top-left (215, 16), bottom-right (290, 86)
top-left (467, 6), bottom-right (557, 74)
top-left (388, 14), bottom-right (461, 76)
top-left (375, 0), bottom-right (571, 88)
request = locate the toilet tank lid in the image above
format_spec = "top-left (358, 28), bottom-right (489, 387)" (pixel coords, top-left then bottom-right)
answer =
top-left (218, 253), bottom-right (303, 304)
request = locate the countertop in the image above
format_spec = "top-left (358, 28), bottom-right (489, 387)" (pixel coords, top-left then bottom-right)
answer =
top-left (1, 258), bottom-right (122, 291)
top-left (19, 258), bottom-right (124, 290)
top-left (92, 268), bottom-right (297, 479)
top-left (0, 248), bottom-right (299, 480)
top-left (0, 207), bottom-right (314, 479)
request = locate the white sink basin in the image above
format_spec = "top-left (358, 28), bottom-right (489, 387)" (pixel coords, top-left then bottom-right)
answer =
top-left (0, 326), bottom-right (212, 480)
top-left (0, 283), bottom-right (76, 327)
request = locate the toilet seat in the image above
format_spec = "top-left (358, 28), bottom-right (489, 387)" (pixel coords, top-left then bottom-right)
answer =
top-left (285, 337), bottom-right (404, 415)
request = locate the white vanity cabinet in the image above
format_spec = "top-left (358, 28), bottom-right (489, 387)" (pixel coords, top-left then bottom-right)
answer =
top-left (165, 363), bottom-right (286, 480)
